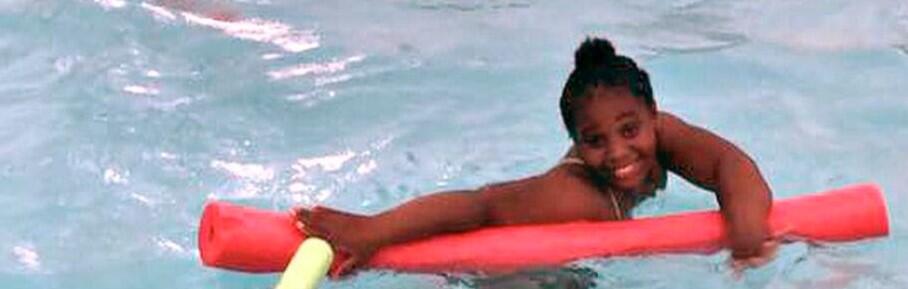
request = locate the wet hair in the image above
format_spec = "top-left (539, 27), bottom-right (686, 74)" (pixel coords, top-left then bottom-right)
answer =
top-left (559, 37), bottom-right (655, 141)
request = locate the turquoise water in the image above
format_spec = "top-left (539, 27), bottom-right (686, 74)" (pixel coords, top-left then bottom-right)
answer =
top-left (2, 0), bottom-right (907, 288)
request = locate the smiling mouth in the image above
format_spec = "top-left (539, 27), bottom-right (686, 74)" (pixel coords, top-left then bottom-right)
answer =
top-left (610, 161), bottom-right (642, 181)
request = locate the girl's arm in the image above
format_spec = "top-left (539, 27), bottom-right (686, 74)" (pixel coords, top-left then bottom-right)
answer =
top-left (655, 112), bottom-right (773, 260)
top-left (295, 165), bottom-right (613, 276)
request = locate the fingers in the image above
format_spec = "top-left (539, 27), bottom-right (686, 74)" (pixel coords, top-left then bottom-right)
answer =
top-left (290, 206), bottom-right (312, 222)
top-left (329, 255), bottom-right (359, 279)
top-left (294, 220), bottom-right (312, 236)
top-left (289, 205), bottom-right (369, 280)
top-left (729, 256), bottom-right (763, 278)
top-left (770, 224), bottom-right (795, 242)
top-left (289, 206), bottom-right (338, 241)
top-left (290, 206), bottom-right (316, 236)
top-left (728, 239), bottom-right (780, 274)
top-left (733, 254), bottom-right (772, 269)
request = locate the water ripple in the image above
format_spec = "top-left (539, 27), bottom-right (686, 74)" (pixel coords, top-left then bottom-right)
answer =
top-left (410, 0), bottom-right (533, 11)
top-left (93, 0), bottom-right (126, 10)
top-left (139, 2), bottom-right (320, 53)
top-left (210, 160), bottom-right (275, 183)
top-left (268, 54), bottom-right (367, 80)
top-left (180, 11), bottom-right (320, 53)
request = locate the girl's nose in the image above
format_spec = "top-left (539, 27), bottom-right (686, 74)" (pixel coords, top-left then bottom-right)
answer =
top-left (604, 139), bottom-right (634, 167)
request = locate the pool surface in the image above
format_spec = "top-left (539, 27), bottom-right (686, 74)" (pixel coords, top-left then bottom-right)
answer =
top-left (2, 0), bottom-right (907, 288)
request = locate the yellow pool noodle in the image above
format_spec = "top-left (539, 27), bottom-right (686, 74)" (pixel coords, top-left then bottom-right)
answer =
top-left (275, 238), bottom-right (333, 289)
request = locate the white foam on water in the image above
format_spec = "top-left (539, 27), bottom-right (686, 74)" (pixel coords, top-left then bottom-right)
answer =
top-left (268, 54), bottom-right (366, 80)
top-left (210, 160), bottom-right (275, 183)
top-left (181, 12), bottom-right (320, 53)
top-left (94, 0), bottom-right (126, 9)
top-left (11, 244), bottom-right (41, 271)
top-left (123, 84), bottom-right (160, 96)
top-left (292, 150), bottom-right (356, 174)
top-left (103, 167), bottom-right (129, 185)
top-left (153, 236), bottom-right (187, 255)
top-left (141, 2), bottom-right (178, 21)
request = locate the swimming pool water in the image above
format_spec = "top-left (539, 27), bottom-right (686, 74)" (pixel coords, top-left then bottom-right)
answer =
top-left (2, 0), bottom-right (907, 288)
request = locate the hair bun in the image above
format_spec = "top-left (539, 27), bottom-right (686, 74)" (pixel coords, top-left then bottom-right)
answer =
top-left (574, 37), bottom-right (617, 71)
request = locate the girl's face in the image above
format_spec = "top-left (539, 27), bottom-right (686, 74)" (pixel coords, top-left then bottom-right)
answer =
top-left (573, 85), bottom-right (659, 194)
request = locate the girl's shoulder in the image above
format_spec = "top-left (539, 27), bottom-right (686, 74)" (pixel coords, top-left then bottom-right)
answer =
top-left (654, 111), bottom-right (685, 134)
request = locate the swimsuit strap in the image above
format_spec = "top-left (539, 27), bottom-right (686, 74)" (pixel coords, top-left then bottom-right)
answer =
top-left (558, 157), bottom-right (586, 166)
top-left (609, 191), bottom-right (624, 220)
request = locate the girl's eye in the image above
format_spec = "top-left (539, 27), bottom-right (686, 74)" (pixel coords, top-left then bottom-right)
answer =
top-left (621, 123), bottom-right (640, 138)
top-left (582, 135), bottom-right (603, 146)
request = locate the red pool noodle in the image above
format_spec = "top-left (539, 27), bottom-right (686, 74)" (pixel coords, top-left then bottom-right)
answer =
top-left (198, 183), bottom-right (889, 274)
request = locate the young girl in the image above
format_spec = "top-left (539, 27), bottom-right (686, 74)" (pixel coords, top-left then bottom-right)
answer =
top-left (294, 37), bottom-right (776, 277)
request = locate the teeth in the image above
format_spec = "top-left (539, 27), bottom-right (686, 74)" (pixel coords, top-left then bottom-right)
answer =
top-left (614, 162), bottom-right (636, 179)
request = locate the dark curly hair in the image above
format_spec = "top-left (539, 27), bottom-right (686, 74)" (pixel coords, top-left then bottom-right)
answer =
top-left (559, 37), bottom-right (655, 141)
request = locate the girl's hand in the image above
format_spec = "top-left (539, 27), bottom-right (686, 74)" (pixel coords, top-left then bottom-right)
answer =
top-left (730, 239), bottom-right (779, 271)
top-left (728, 227), bottom-right (791, 274)
top-left (290, 207), bottom-right (379, 278)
